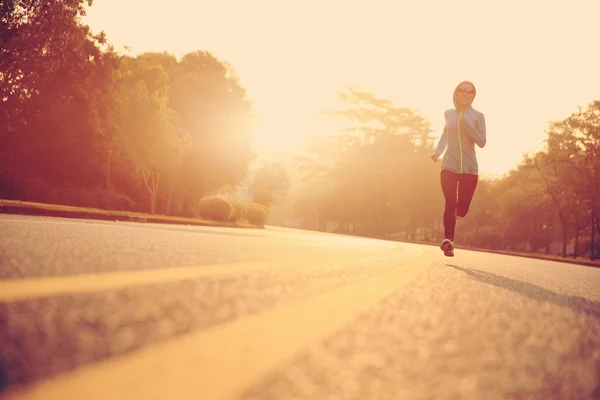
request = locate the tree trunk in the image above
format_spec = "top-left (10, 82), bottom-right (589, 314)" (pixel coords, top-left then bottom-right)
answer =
top-left (592, 213), bottom-right (596, 260)
top-left (153, 173), bottom-right (161, 214)
top-left (142, 169), bottom-right (161, 214)
top-left (561, 217), bottom-right (568, 257)
top-left (534, 159), bottom-right (569, 257)
top-left (166, 182), bottom-right (173, 216)
top-left (573, 227), bottom-right (579, 259)
top-left (106, 149), bottom-right (112, 194)
top-left (150, 194), bottom-right (157, 214)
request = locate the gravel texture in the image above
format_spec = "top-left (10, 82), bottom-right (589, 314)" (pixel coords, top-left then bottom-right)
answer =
top-left (0, 216), bottom-right (389, 279)
top-left (0, 250), bottom-right (410, 390)
top-left (241, 261), bottom-right (600, 400)
top-left (2, 215), bottom-right (600, 399)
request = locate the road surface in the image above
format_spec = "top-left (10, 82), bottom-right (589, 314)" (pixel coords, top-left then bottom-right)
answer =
top-left (0, 214), bottom-right (599, 400)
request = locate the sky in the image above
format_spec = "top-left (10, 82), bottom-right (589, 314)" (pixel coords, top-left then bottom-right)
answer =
top-left (83, 0), bottom-right (600, 177)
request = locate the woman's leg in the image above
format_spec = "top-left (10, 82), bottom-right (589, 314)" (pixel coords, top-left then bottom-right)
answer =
top-left (456, 173), bottom-right (479, 218)
top-left (440, 169), bottom-right (459, 240)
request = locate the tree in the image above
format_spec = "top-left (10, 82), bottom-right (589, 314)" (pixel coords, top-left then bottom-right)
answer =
top-left (524, 153), bottom-right (578, 256)
top-left (249, 163), bottom-right (290, 207)
top-left (454, 101), bottom-right (600, 258)
top-left (114, 59), bottom-right (183, 214)
top-left (164, 51), bottom-right (257, 214)
top-left (1, 4), bottom-right (260, 218)
top-left (291, 87), bottom-right (439, 237)
top-left (541, 101), bottom-right (600, 259)
top-left (0, 0), bottom-right (117, 204)
top-left (0, 0), bottom-right (106, 100)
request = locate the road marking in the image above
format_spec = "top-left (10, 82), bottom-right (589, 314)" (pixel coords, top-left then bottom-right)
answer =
top-left (0, 247), bottom-right (415, 303)
top-left (1, 251), bottom-right (432, 400)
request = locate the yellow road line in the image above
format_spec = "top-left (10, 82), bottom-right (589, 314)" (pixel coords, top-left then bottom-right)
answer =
top-left (0, 246), bottom-right (408, 303)
top-left (1, 250), bottom-right (431, 400)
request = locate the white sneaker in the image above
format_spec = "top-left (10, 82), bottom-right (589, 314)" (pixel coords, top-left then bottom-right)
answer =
top-left (440, 239), bottom-right (454, 257)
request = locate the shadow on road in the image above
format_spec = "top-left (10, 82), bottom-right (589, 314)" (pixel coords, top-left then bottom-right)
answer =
top-left (446, 264), bottom-right (600, 319)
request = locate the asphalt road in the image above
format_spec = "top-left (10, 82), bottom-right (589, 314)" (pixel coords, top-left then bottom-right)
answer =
top-left (1, 214), bottom-right (599, 400)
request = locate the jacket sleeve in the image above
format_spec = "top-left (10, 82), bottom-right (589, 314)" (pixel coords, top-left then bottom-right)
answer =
top-left (433, 125), bottom-right (448, 156)
top-left (463, 113), bottom-right (487, 148)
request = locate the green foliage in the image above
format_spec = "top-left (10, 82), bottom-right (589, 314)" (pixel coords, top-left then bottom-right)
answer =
top-left (197, 196), bottom-right (233, 221)
top-left (291, 87), bottom-right (439, 236)
top-left (112, 57), bottom-right (181, 214)
top-left (246, 203), bottom-right (269, 227)
top-left (287, 89), bottom-right (600, 260)
top-left (0, 2), bottom-right (256, 222)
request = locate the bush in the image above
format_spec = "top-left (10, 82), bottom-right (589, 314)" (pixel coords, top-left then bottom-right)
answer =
top-left (197, 195), bottom-right (233, 221)
top-left (246, 203), bottom-right (268, 227)
top-left (253, 203), bottom-right (269, 213)
top-left (228, 198), bottom-right (247, 222)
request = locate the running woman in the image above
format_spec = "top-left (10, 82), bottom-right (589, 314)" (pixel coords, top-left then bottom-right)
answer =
top-left (431, 81), bottom-right (487, 256)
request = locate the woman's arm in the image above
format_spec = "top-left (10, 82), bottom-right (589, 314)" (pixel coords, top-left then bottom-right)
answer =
top-left (462, 113), bottom-right (487, 148)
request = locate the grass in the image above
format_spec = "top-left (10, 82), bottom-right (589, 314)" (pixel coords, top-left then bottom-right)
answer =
top-left (0, 199), bottom-right (260, 229)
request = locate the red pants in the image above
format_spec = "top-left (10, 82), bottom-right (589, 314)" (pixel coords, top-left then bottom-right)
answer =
top-left (441, 169), bottom-right (478, 240)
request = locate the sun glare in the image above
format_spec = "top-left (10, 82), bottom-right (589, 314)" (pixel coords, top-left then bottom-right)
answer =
top-left (81, 0), bottom-right (600, 178)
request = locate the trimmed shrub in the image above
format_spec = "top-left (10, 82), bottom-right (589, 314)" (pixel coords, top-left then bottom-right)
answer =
top-left (246, 203), bottom-right (268, 227)
top-left (198, 195), bottom-right (233, 221)
top-left (228, 198), bottom-right (247, 222)
top-left (252, 203), bottom-right (269, 213)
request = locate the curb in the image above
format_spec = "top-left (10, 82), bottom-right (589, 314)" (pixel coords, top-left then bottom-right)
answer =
top-left (458, 247), bottom-right (600, 268)
top-left (396, 239), bottom-right (600, 268)
top-left (0, 199), bottom-right (261, 230)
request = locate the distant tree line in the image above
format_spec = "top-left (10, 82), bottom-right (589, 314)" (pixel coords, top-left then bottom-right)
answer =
top-left (283, 88), bottom-right (600, 260)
